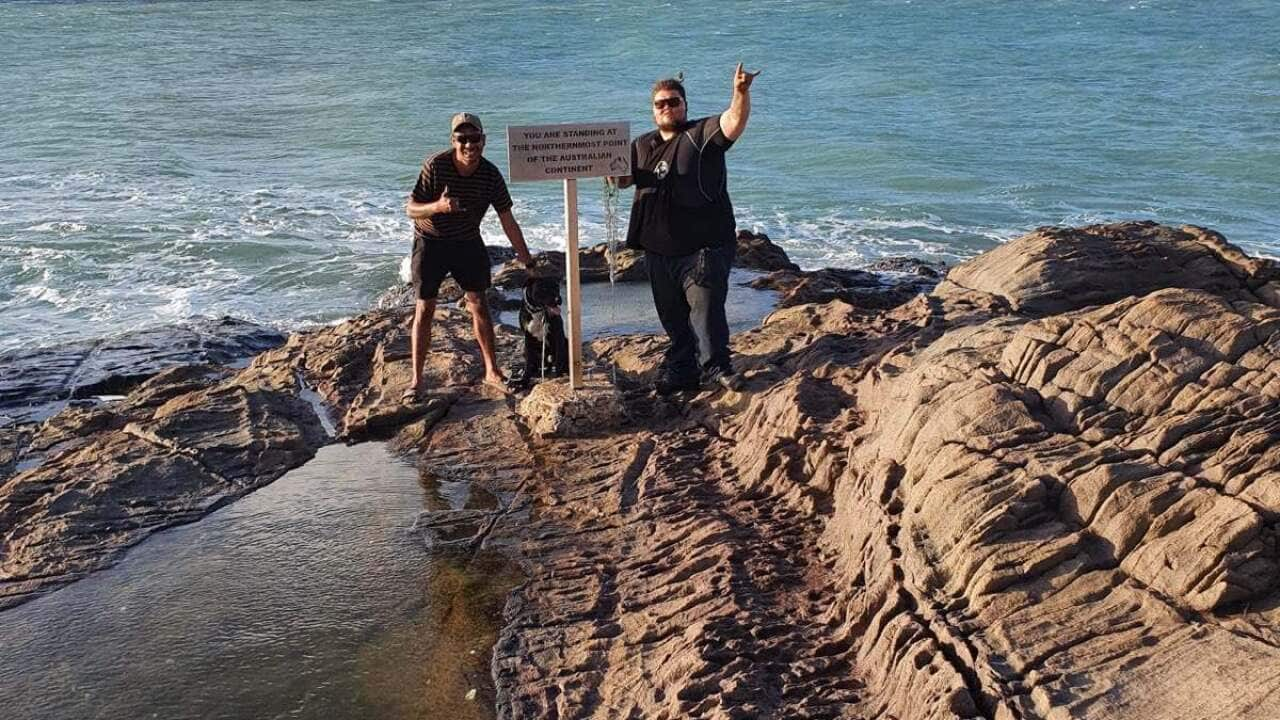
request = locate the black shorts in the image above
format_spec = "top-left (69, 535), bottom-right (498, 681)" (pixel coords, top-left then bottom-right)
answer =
top-left (411, 237), bottom-right (492, 300)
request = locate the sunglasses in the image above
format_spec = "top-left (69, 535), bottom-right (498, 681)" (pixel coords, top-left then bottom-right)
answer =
top-left (454, 133), bottom-right (485, 145)
top-left (653, 97), bottom-right (683, 109)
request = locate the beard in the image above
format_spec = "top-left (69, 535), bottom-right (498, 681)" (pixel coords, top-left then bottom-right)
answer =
top-left (656, 115), bottom-right (684, 132)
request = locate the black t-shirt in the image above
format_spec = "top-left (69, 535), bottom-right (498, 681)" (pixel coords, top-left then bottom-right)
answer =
top-left (410, 151), bottom-right (513, 244)
top-left (625, 115), bottom-right (736, 256)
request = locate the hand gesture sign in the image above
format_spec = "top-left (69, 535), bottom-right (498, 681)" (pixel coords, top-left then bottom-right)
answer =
top-left (436, 186), bottom-right (464, 214)
top-left (733, 62), bottom-right (761, 92)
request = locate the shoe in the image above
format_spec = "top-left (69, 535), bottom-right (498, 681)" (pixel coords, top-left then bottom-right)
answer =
top-left (654, 372), bottom-right (700, 396)
top-left (701, 364), bottom-right (742, 391)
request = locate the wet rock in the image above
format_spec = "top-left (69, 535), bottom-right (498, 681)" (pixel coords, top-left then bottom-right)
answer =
top-left (7, 365), bottom-right (235, 480)
top-left (0, 426), bottom-right (25, 481)
top-left (749, 266), bottom-right (940, 309)
top-left (493, 244), bottom-right (647, 289)
top-left (735, 229), bottom-right (801, 272)
top-left (0, 317), bottom-right (285, 424)
top-left (494, 252), bottom-right (566, 289)
top-left (581, 243), bottom-right (648, 283)
top-left (246, 305), bottom-right (521, 440)
top-left (865, 255), bottom-right (946, 277)
top-left (485, 244), bottom-right (517, 266)
top-left (494, 232), bottom-right (797, 289)
top-left (414, 508), bottom-right (495, 550)
top-left (375, 278), bottom-right (511, 317)
top-left (373, 282), bottom-right (415, 310)
top-left (489, 290), bottom-right (523, 314)
top-left (127, 382), bottom-right (327, 484)
top-left (0, 364), bottom-right (326, 610)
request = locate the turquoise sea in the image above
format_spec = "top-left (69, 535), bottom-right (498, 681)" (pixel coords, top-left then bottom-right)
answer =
top-left (2, 0), bottom-right (1278, 353)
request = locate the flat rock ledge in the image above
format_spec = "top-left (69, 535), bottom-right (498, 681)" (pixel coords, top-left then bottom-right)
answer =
top-left (750, 262), bottom-right (943, 309)
top-left (0, 317), bottom-right (285, 424)
top-left (5, 220), bottom-right (1280, 719)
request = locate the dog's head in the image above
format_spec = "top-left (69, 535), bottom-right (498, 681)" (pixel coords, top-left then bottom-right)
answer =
top-left (523, 276), bottom-right (561, 309)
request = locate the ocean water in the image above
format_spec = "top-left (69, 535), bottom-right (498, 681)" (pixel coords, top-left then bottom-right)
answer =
top-left (2, 0), bottom-right (1277, 353)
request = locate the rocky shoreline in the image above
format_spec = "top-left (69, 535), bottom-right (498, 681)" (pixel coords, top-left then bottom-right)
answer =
top-left (0, 317), bottom-right (287, 425)
top-left (5, 221), bottom-right (1280, 718)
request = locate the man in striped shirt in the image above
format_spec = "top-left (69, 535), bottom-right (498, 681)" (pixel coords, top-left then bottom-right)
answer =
top-left (404, 112), bottom-right (533, 398)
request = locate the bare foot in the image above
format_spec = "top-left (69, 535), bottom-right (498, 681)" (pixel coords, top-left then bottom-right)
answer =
top-left (482, 372), bottom-right (510, 393)
top-left (401, 384), bottom-right (422, 403)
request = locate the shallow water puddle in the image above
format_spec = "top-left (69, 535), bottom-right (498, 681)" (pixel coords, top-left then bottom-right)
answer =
top-left (0, 442), bottom-right (520, 720)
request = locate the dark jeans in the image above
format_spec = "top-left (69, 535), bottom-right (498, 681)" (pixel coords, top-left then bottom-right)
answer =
top-left (646, 243), bottom-right (735, 381)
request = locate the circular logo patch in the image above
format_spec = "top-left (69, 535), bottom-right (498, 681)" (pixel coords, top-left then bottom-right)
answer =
top-left (655, 160), bottom-right (670, 180)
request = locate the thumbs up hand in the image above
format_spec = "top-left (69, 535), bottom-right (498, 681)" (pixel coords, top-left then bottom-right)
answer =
top-left (436, 186), bottom-right (464, 214)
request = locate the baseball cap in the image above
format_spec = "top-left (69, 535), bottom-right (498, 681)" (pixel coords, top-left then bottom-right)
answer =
top-left (450, 112), bottom-right (484, 133)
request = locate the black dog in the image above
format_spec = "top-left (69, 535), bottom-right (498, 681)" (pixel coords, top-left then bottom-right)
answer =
top-left (514, 276), bottom-right (569, 387)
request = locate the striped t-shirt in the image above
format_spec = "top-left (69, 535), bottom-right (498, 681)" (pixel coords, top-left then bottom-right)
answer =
top-left (410, 151), bottom-right (513, 244)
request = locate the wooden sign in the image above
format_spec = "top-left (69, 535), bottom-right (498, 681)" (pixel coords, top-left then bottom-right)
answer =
top-left (504, 121), bottom-right (631, 390)
top-left (506, 122), bottom-right (630, 182)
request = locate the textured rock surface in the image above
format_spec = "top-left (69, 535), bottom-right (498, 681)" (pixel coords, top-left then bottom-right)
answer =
top-left (0, 305), bottom-right (521, 609)
top-left (484, 297), bottom-right (915, 719)
top-left (0, 317), bottom-right (285, 424)
top-left (818, 222), bottom-right (1280, 719)
top-left (750, 265), bottom-right (942, 309)
top-left (865, 256), bottom-right (947, 276)
top-left (735, 229), bottom-right (802, 272)
top-left (374, 278), bottom-right (514, 315)
top-left (493, 232), bottom-right (800, 288)
top-left (478, 222), bottom-right (1280, 718)
top-left (0, 362), bottom-right (325, 609)
top-left (939, 220), bottom-right (1279, 315)
top-left (493, 245), bottom-right (648, 289)
top-left (494, 250), bottom-right (567, 288)
top-left (8, 221), bottom-right (1279, 718)
top-left (515, 377), bottom-right (626, 437)
top-left (247, 305), bottom-right (523, 440)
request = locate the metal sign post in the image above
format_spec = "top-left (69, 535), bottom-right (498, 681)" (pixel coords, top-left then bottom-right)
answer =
top-left (507, 121), bottom-right (630, 390)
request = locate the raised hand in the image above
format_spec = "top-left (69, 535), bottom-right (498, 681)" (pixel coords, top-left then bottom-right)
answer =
top-left (436, 186), bottom-right (464, 214)
top-left (733, 62), bottom-right (761, 92)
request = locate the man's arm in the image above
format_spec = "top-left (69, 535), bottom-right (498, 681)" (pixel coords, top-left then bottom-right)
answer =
top-left (497, 209), bottom-right (534, 266)
top-left (719, 62), bottom-right (761, 142)
top-left (406, 187), bottom-right (461, 219)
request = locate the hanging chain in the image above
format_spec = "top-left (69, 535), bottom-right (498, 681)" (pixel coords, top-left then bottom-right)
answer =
top-left (602, 179), bottom-right (621, 384)
top-left (603, 179), bottom-right (620, 284)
